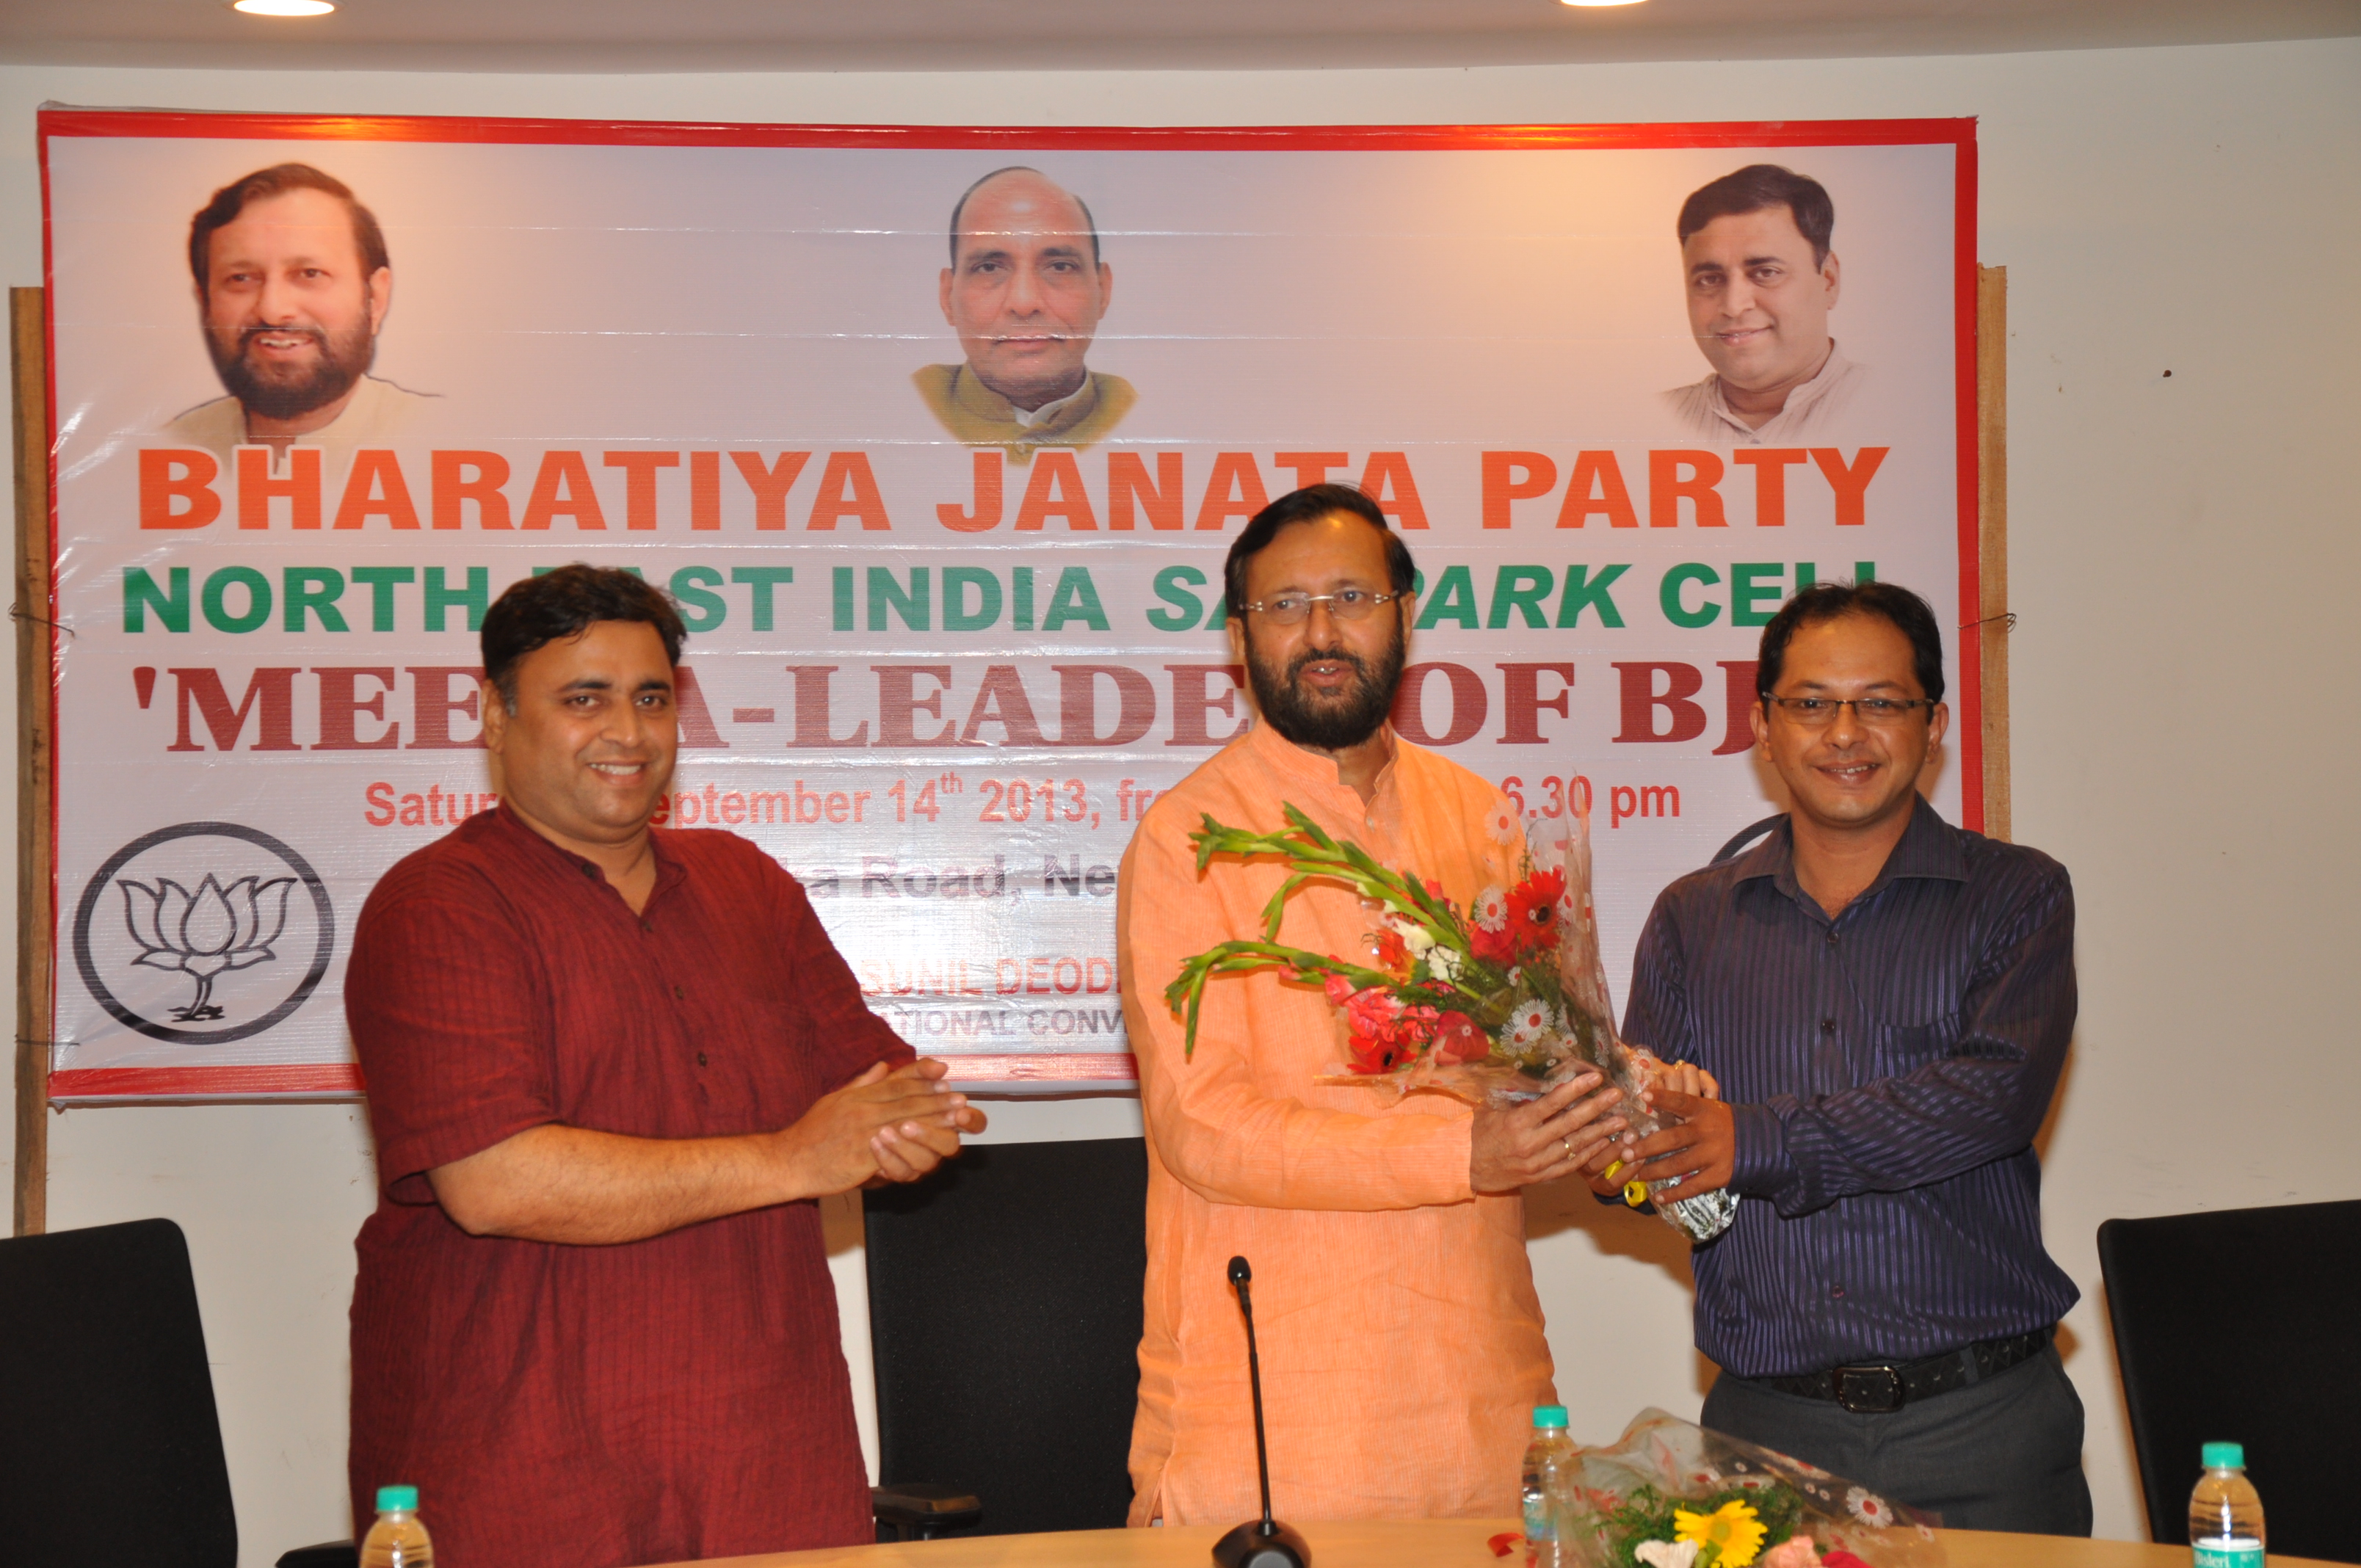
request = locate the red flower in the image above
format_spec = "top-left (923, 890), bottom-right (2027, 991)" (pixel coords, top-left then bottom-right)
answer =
top-left (1432, 1012), bottom-right (1487, 1063)
top-left (1330, 980), bottom-right (1441, 1073)
top-left (1371, 927), bottom-right (1410, 979)
top-left (1823, 1554), bottom-right (1873, 1568)
top-left (1504, 867), bottom-right (1566, 958)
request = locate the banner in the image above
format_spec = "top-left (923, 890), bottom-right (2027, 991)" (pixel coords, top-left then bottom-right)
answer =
top-left (37, 111), bottom-right (1978, 1102)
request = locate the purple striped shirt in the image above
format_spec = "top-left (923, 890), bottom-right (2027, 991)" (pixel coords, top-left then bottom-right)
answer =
top-left (1624, 796), bottom-right (2079, 1379)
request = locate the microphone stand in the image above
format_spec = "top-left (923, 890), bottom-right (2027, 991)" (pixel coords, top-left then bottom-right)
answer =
top-left (1213, 1256), bottom-right (1310, 1568)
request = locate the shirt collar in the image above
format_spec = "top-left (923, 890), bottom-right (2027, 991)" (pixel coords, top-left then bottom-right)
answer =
top-left (1009, 379), bottom-right (1090, 430)
top-left (1734, 794), bottom-right (1965, 912)
top-left (490, 799), bottom-right (688, 901)
top-left (1240, 714), bottom-right (1400, 808)
top-left (951, 363), bottom-right (1097, 432)
top-left (1702, 341), bottom-right (1851, 432)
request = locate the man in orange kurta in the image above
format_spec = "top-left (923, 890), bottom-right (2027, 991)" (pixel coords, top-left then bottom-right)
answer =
top-left (1118, 485), bottom-right (1630, 1526)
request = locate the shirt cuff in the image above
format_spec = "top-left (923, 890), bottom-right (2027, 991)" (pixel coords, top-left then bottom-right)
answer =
top-left (1729, 1102), bottom-right (1785, 1193)
top-left (1427, 1114), bottom-right (1477, 1206)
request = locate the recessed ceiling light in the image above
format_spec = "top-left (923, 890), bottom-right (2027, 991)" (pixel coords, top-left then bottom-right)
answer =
top-left (1561, 0), bottom-right (1647, 7)
top-left (231, 0), bottom-right (337, 15)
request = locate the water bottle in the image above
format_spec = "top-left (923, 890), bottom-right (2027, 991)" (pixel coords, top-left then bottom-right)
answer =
top-left (2188, 1442), bottom-right (2264, 1568)
top-left (1521, 1404), bottom-right (1578, 1568)
top-left (360, 1484), bottom-right (434, 1568)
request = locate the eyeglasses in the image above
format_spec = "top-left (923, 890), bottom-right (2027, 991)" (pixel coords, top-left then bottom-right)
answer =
top-left (1241, 589), bottom-right (1402, 626)
top-left (1763, 696), bottom-right (1937, 727)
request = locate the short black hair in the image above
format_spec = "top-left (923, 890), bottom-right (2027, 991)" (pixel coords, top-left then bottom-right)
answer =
top-left (1677, 164), bottom-right (1835, 269)
top-left (1756, 580), bottom-right (1945, 705)
top-left (189, 163), bottom-right (390, 295)
top-left (1223, 484), bottom-right (1416, 620)
top-left (481, 565), bottom-right (687, 710)
top-left (949, 166), bottom-right (1101, 266)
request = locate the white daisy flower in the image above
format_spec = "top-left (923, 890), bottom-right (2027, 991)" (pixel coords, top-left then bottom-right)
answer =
top-left (1846, 1487), bottom-right (1893, 1528)
top-left (1484, 803), bottom-right (1520, 843)
top-left (1506, 999), bottom-right (1556, 1045)
top-left (1473, 885), bottom-right (1509, 932)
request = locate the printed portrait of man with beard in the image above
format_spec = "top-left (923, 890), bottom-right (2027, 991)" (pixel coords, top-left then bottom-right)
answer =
top-left (164, 163), bottom-right (436, 465)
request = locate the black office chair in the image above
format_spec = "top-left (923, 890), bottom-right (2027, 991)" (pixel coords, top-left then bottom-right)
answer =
top-left (0, 1218), bottom-right (241, 1568)
top-left (2097, 1199), bottom-right (2361, 1563)
top-left (863, 1135), bottom-right (1148, 1540)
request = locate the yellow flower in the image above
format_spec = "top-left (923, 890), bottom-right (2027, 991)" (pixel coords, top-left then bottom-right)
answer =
top-left (1673, 1500), bottom-right (1767, 1568)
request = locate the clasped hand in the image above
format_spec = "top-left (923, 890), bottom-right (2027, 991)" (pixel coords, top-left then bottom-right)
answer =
top-left (789, 1057), bottom-right (990, 1192)
top-left (1578, 1059), bottom-right (1734, 1200)
top-left (1468, 1072), bottom-right (1628, 1194)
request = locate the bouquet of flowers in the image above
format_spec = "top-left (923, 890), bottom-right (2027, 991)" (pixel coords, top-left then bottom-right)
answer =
top-left (1507, 1409), bottom-right (1944, 1568)
top-left (1164, 793), bottom-right (1737, 1243)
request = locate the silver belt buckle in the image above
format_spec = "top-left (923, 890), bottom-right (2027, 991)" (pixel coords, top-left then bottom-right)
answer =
top-left (1833, 1364), bottom-right (1907, 1414)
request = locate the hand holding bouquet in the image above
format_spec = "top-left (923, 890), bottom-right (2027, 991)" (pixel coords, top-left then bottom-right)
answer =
top-left (1164, 792), bottom-right (1737, 1242)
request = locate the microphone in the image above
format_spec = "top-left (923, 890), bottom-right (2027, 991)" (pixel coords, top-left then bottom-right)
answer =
top-left (1213, 1255), bottom-right (1310, 1568)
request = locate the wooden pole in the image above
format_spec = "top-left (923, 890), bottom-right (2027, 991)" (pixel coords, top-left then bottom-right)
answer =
top-left (1976, 265), bottom-right (2012, 844)
top-left (12, 286), bottom-right (51, 1236)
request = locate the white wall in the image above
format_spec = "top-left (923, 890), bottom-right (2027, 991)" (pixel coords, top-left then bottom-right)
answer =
top-left (5, 37), bottom-right (2358, 1565)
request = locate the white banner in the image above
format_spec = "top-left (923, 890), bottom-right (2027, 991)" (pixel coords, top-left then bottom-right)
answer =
top-left (38, 111), bottom-right (1979, 1101)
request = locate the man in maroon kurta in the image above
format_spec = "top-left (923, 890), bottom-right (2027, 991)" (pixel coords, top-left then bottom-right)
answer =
top-left (347, 566), bottom-right (982, 1567)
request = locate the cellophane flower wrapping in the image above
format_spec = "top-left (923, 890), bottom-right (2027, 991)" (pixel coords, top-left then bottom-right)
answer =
top-left (1555, 1409), bottom-right (1944, 1568)
top-left (1317, 802), bottom-right (1735, 1242)
top-left (1163, 794), bottom-right (1736, 1243)
top-left (1430, 804), bottom-right (1738, 1242)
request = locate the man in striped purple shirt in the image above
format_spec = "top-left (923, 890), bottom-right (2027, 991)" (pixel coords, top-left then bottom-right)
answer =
top-left (1606, 581), bottom-right (2090, 1535)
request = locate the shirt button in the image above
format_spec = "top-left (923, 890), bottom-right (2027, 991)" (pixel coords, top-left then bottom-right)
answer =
top-left (696, 1050), bottom-right (709, 1067)
top-left (1825, 930), bottom-right (1838, 947)
top-left (1820, 1018), bottom-right (1836, 1035)
top-left (672, 984), bottom-right (686, 999)
top-left (639, 918), bottom-right (653, 934)
top-left (1831, 1285), bottom-right (1846, 1299)
top-left (581, 864), bottom-right (598, 879)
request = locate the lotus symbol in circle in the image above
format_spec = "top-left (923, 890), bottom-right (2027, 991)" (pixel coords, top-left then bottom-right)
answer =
top-left (116, 873), bottom-right (297, 1021)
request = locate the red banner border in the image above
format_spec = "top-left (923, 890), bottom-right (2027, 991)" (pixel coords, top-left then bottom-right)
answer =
top-left (39, 109), bottom-right (1974, 156)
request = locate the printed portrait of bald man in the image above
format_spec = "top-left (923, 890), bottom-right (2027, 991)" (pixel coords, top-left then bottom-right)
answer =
top-left (913, 166), bottom-right (1135, 462)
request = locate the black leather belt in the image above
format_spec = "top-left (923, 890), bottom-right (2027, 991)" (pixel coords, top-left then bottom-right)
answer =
top-left (1751, 1326), bottom-right (2054, 1414)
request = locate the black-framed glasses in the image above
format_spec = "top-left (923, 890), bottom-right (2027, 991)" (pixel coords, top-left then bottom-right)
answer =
top-left (1240, 589), bottom-right (1402, 626)
top-left (1763, 695), bottom-right (1937, 728)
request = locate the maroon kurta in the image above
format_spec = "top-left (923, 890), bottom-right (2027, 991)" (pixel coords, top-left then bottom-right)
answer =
top-left (347, 805), bottom-right (910, 1568)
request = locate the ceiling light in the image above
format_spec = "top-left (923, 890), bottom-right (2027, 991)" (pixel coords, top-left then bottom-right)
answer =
top-left (1561, 0), bottom-right (1647, 7)
top-left (232, 0), bottom-right (337, 15)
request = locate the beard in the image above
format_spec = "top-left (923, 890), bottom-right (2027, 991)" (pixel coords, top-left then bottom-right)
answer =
top-left (206, 317), bottom-right (375, 422)
top-left (1246, 621), bottom-right (1407, 752)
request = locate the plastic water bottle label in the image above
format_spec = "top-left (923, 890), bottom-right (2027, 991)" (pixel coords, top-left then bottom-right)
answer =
top-left (2192, 1537), bottom-right (2263, 1568)
top-left (1523, 1498), bottom-right (1556, 1543)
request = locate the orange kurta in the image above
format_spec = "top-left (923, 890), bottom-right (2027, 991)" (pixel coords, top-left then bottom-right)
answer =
top-left (1117, 719), bottom-right (1556, 1527)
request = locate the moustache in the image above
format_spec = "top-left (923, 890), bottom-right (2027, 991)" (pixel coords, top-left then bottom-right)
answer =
top-left (1285, 646), bottom-right (1371, 686)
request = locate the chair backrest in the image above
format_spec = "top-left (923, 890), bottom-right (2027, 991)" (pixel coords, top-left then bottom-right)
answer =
top-left (0, 1217), bottom-right (239, 1568)
top-left (863, 1136), bottom-right (1147, 1536)
top-left (2097, 1199), bottom-right (2361, 1561)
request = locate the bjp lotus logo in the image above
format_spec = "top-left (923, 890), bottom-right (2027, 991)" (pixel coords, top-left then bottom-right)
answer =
top-left (117, 872), bottom-right (297, 1022)
top-left (73, 822), bottom-right (335, 1046)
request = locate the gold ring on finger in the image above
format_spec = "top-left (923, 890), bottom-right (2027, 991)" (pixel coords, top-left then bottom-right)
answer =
top-left (1562, 1136), bottom-right (1575, 1159)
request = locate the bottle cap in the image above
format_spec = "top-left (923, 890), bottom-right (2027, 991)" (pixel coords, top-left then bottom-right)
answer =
top-left (377, 1485), bottom-right (419, 1512)
top-left (2201, 1442), bottom-right (2244, 1470)
top-left (1533, 1405), bottom-right (1569, 1429)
